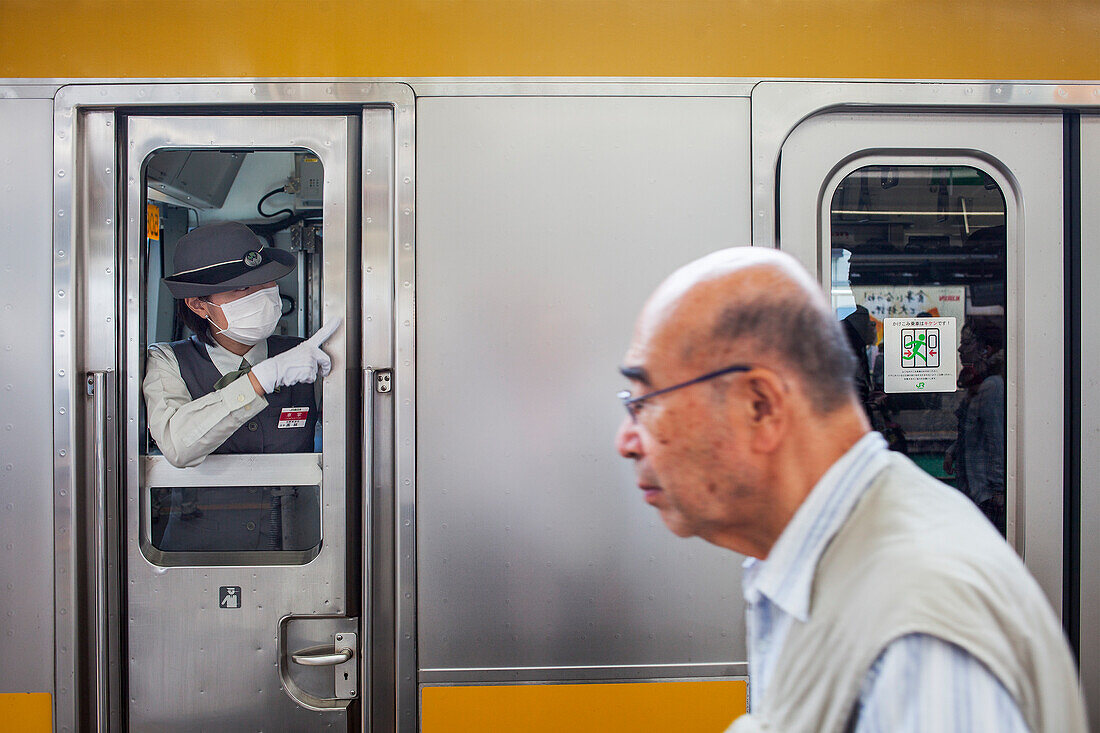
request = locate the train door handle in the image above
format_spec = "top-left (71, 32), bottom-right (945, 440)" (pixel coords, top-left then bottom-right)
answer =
top-left (289, 632), bottom-right (359, 700)
top-left (291, 645), bottom-right (354, 666)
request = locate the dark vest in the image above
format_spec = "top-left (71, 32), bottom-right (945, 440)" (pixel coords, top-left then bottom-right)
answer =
top-left (169, 335), bottom-right (317, 454)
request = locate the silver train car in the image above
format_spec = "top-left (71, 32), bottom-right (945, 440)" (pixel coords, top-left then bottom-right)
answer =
top-left (1, 13), bottom-right (1099, 729)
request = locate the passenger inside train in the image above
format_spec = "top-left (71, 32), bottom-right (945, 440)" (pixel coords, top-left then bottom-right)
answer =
top-left (141, 149), bottom-right (339, 554)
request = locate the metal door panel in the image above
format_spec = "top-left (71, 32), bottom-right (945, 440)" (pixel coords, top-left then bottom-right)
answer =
top-left (56, 108), bottom-right (121, 731)
top-left (772, 108), bottom-right (1066, 613)
top-left (0, 99), bottom-right (55, 695)
top-left (416, 96), bottom-right (752, 681)
top-left (358, 101), bottom-right (417, 731)
top-left (124, 115), bottom-right (356, 731)
top-left (1078, 113), bottom-right (1100, 727)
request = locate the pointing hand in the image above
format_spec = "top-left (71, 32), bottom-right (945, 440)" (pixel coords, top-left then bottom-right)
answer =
top-left (305, 317), bottom-right (342, 349)
top-left (250, 317), bottom-right (343, 394)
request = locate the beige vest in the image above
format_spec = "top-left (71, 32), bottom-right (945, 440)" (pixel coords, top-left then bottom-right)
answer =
top-left (730, 453), bottom-right (1087, 733)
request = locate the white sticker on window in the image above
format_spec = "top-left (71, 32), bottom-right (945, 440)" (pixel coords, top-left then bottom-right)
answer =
top-left (883, 317), bottom-right (957, 393)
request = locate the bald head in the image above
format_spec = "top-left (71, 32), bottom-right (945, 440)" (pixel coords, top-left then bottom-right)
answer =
top-left (643, 248), bottom-right (823, 317)
top-left (638, 248), bottom-right (858, 414)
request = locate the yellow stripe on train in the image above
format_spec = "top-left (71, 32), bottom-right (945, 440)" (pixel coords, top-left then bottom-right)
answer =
top-left (1, 0), bottom-right (1099, 80)
top-left (422, 680), bottom-right (747, 732)
top-left (0, 693), bottom-right (51, 733)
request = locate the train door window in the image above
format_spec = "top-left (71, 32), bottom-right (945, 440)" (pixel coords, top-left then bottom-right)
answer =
top-left (141, 149), bottom-right (325, 562)
top-left (830, 165), bottom-right (1007, 534)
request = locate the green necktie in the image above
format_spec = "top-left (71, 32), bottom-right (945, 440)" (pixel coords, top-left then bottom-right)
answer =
top-left (213, 358), bottom-right (252, 391)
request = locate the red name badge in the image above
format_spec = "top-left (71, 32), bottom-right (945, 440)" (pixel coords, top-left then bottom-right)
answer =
top-left (277, 407), bottom-right (310, 429)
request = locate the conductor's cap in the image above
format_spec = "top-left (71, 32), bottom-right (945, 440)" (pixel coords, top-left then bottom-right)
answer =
top-left (161, 221), bottom-right (295, 298)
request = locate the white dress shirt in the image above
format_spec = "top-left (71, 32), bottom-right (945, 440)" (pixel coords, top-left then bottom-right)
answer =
top-left (742, 432), bottom-right (1028, 732)
top-left (143, 338), bottom-right (269, 468)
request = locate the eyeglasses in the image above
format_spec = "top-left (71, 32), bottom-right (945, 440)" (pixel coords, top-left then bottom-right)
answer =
top-left (617, 364), bottom-right (753, 423)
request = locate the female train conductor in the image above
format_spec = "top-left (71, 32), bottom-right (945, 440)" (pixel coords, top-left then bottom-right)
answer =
top-left (142, 221), bottom-right (339, 551)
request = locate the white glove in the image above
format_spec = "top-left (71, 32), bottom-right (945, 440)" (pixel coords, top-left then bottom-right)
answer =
top-left (250, 318), bottom-right (342, 394)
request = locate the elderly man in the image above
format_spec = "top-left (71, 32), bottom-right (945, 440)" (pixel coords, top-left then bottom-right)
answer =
top-left (615, 248), bottom-right (1085, 732)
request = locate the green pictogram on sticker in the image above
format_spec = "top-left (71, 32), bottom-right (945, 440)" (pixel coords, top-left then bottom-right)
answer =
top-left (903, 333), bottom-right (926, 359)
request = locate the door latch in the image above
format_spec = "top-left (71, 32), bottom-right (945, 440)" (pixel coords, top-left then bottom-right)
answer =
top-left (332, 632), bottom-right (358, 699)
top-left (375, 370), bottom-right (392, 393)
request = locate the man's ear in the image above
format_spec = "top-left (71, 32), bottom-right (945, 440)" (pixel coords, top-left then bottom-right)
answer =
top-left (745, 371), bottom-right (787, 453)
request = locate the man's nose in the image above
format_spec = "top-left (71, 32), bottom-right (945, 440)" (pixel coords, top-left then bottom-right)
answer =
top-left (615, 415), bottom-right (642, 459)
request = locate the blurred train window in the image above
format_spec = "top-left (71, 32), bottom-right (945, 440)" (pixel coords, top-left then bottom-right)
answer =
top-left (141, 149), bottom-right (326, 561)
top-left (150, 485), bottom-right (321, 553)
top-left (830, 165), bottom-right (1007, 535)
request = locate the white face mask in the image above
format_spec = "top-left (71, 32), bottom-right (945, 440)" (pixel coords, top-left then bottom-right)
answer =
top-left (205, 286), bottom-right (282, 345)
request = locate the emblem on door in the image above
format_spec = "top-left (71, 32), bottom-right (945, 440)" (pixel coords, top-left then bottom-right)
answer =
top-left (219, 586), bottom-right (242, 609)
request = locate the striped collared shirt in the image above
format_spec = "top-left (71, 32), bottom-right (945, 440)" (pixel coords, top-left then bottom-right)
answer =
top-left (742, 432), bottom-right (1028, 732)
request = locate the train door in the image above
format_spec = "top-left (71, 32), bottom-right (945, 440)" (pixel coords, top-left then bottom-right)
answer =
top-left (56, 84), bottom-right (413, 731)
top-left (124, 114), bottom-right (360, 731)
top-left (754, 83), bottom-right (1068, 615)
